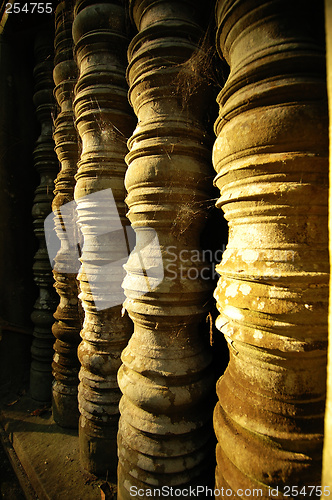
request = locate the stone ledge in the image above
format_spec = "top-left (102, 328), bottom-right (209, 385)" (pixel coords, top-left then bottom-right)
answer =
top-left (0, 393), bottom-right (117, 500)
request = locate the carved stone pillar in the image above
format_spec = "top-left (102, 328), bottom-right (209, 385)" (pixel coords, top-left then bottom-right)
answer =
top-left (323, 0), bottom-right (332, 489)
top-left (213, 0), bottom-right (328, 495)
top-left (51, 0), bottom-right (81, 428)
top-left (117, 2), bottom-right (215, 497)
top-left (30, 26), bottom-right (59, 402)
top-left (72, 0), bottom-right (135, 475)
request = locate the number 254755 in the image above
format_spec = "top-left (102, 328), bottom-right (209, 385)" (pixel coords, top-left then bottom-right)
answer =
top-left (5, 3), bottom-right (53, 14)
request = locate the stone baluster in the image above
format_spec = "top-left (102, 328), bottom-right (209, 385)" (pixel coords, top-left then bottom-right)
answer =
top-left (117, 1), bottom-right (216, 497)
top-left (51, 0), bottom-right (82, 428)
top-left (72, 0), bottom-right (135, 475)
top-left (30, 26), bottom-right (59, 402)
top-left (212, 0), bottom-right (328, 495)
top-left (322, 0), bottom-right (332, 490)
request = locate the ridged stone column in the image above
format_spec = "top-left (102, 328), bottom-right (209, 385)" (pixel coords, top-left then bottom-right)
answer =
top-left (213, 0), bottom-right (328, 496)
top-left (72, 0), bottom-right (135, 474)
top-left (323, 0), bottom-right (332, 489)
top-left (30, 26), bottom-right (59, 402)
top-left (52, 0), bottom-right (81, 428)
top-left (117, 1), bottom-right (215, 497)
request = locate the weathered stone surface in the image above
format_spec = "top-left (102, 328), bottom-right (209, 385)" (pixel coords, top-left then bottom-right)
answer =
top-left (51, 0), bottom-right (82, 429)
top-left (213, 0), bottom-right (328, 496)
top-left (117, 1), bottom-right (216, 498)
top-left (30, 25), bottom-right (59, 403)
top-left (72, 0), bottom-right (135, 475)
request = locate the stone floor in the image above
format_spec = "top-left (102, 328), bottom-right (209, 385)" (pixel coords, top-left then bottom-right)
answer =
top-left (0, 392), bottom-right (117, 500)
top-left (0, 429), bottom-right (26, 499)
